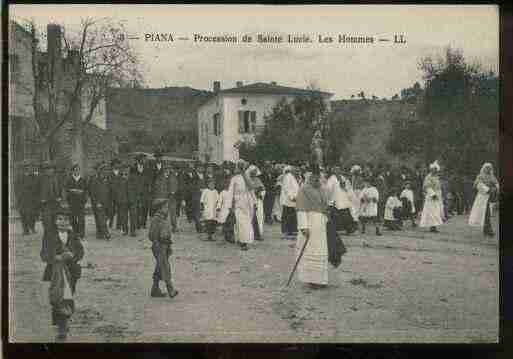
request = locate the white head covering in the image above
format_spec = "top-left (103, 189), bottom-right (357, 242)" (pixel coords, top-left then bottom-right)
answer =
top-left (247, 164), bottom-right (261, 176)
top-left (429, 160), bottom-right (441, 171)
top-left (283, 165), bottom-right (293, 174)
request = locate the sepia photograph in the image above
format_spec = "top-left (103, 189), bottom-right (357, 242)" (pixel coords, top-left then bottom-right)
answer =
top-left (6, 4), bottom-right (499, 343)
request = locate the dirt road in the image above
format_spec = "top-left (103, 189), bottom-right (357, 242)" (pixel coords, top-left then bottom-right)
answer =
top-left (9, 214), bottom-right (498, 343)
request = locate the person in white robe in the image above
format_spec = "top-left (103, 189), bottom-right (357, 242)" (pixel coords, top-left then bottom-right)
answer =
top-left (419, 161), bottom-right (444, 232)
top-left (272, 169), bottom-right (284, 222)
top-left (400, 181), bottom-right (417, 227)
top-left (226, 160), bottom-right (256, 250)
top-left (217, 179), bottom-right (235, 243)
top-left (359, 177), bottom-right (382, 235)
top-left (469, 162), bottom-right (499, 236)
top-left (280, 165), bottom-right (299, 239)
top-left (295, 165), bottom-right (331, 288)
top-left (247, 165), bottom-right (266, 240)
top-left (200, 179), bottom-right (219, 241)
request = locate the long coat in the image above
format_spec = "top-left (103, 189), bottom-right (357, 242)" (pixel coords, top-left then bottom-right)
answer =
top-left (469, 181), bottom-right (497, 228)
top-left (41, 227), bottom-right (84, 301)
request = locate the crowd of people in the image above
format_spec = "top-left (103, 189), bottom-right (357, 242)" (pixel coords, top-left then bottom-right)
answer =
top-left (13, 151), bottom-right (499, 341)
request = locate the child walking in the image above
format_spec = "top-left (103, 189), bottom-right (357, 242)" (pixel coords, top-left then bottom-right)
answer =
top-left (384, 188), bottom-right (403, 231)
top-left (200, 179), bottom-right (220, 241)
top-left (400, 181), bottom-right (417, 227)
top-left (41, 205), bottom-right (84, 341)
top-left (148, 199), bottom-right (179, 299)
top-left (359, 177), bottom-right (382, 236)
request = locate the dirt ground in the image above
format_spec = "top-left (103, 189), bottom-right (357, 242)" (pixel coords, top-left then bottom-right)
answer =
top-left (8, 212), bottom-right (499, 343)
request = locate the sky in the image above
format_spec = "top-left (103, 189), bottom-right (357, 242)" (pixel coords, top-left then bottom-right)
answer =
top-left (11, 4), bottom-right (499, 100)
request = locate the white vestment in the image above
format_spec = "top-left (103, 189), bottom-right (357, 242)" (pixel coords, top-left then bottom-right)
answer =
top-left (400, 189), bottom-right (416, 213)
top-left (227, 174), bottom-right (255, 244)
top-left (216, 189), bottom-right (232, 224)
top-left (384, 196), bottom-right (402, 220)
top-left (469, 182), bottom-right (496, 228)
top-left (419, 174), bottom-right (444, 227)
top-left (280, 173), bottom-right (299, 208)
top-left (296, 210), bottom-right (329, 285)
top-left (256, 189), bottom-right (265, 236)
top-left (200, 189), bottom-right (219, 221)
top-left (360, 186), bottom-right (379, 218)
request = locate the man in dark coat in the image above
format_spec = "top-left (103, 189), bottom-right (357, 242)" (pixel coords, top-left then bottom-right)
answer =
top-left (88, 164), bottom-right (111, 240)
top-left (167, 164), bottom-right (179, 232)
top-left (64, 164), bottom-right (88, 239)
top-left (149, 151), bottom-right (166, 217)
top-left (40, 161), bottom-right (63, 236)
top-left (17, 161), bottom-right (41, 235)
top-left (132, 154), bottom-right (151, 228)
top-left (117, 166), bottom-right (130, 235)
top-left (261, 161), bottom-right (276, 224)
top-left (108, 158), bottom-right (123, 230)
top-left (40, 204), bottom-right (84, 341)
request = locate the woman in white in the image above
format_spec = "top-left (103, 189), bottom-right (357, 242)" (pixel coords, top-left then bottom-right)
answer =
top-left (247, 165), bottom-right (266, 240)
top-left (295, 165), bottom-right (331, 288)
top-left (469, 162), bottom-right (499, 237)
top-left (226, 160), bottom-right (256, 250)
top-left (272, 165), bottom-right (284, 222)
top-left (419, 161), bottom-right (444, 233)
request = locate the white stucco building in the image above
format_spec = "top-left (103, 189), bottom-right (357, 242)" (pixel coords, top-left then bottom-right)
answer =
top-left (197, 81), bottom-right (333, 163)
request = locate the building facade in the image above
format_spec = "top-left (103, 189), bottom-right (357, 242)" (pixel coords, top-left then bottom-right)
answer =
top-left (197, 81), bottom-right (333, 163)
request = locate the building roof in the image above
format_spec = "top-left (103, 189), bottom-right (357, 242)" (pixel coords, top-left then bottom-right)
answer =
top-left (219, 82), bottom-right (333, 97)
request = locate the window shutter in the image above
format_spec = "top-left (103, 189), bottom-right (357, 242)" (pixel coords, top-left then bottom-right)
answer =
top-left (250, 111), bottom-right (257, 133)
top-left (238, 111), bottom-right (244, 133)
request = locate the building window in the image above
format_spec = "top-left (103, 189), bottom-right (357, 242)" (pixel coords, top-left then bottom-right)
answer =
top-left (241, 98), bottom-right (247, 105)
top-left (238, 110), bottom-right (256, 133)
top-left (213, 113), bottom-right (221, 136)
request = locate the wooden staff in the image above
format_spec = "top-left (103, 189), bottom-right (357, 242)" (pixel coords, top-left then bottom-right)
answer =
top-left (286, 234), bottom-right (310, 287)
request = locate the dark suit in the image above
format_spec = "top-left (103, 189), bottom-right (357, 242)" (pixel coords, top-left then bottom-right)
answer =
top-left (108, 171), bottom-right (123, 229)
top-left (17, 173), bottom-right (41, 233)
top-left (88, 175), bottom-right (110, 238)
top-left (64, 175), bottom-right (88, 237)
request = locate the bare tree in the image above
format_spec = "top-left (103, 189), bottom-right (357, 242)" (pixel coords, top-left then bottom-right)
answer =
top-left (23, 17), bottom-right (142, 172)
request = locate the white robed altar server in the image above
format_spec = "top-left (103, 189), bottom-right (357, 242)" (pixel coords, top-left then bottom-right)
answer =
top-left (226, 160), bottom-right (256, 250)
top-left (469, 162), bottom-right (499, 236)
top-left (419, 161), bottom-right (444, 232)
top-left (247, 165), bottom-right (266, 239)
top-left (295, 165), bottom-right (331, 287)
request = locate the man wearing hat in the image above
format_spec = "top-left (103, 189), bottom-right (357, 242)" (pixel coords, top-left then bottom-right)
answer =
top-left (88, 163), bottom-right (111, 240)
top-left (132, 154), bottom-right (151, 229)
top-left (64, 163), bottom-right (88, 239)
top-left (40, 160), bottom-right (63, 236)
top-left (16, 160), bottom-right (40, 235)
top-left (108, 158), bottom-right (123, 230)
top-left (280, 165), bottom-right (299, 240)
top-left (149, 150), bottom-right (166, 217)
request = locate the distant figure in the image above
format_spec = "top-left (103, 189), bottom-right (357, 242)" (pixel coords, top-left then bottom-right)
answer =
top-left (468, 163), bottom-right (499, 237)
top-left (310, 129), bottom-right (324, 166)
top-left (419, 161), bottom-right (444, 233)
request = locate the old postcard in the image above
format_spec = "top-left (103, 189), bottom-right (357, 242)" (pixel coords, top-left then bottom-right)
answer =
top-left (7, 4), bottom-right (499, 343)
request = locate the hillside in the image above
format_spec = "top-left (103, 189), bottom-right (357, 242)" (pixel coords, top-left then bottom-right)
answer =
top-left (330, 99), bottom-right (417, 166)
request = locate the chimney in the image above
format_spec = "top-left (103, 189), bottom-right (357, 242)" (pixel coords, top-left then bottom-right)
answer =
top-left (213, 81), bottom-right (221, 93)
top-left (236, 81), bottom-right (243, 88)
top-left (270, 81), bottom-right (277, 86)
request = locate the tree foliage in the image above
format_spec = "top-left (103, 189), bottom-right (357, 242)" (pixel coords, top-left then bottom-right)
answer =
top-left (388, 47), bottom-right (498, 175)
top-left (238, 91), bottom-right (329, 164)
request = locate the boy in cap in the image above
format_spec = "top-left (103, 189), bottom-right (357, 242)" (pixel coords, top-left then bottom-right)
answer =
top-left (41, 204), bottom-right (84, 341)
top-left (148, 198), bottom-right (179, 298)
